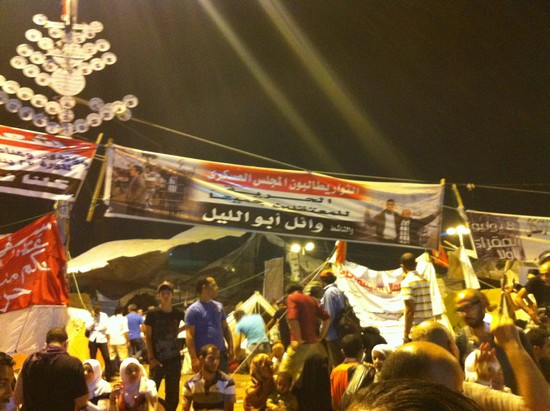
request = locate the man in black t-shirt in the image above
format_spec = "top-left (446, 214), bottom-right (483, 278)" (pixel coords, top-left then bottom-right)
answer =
top-left (14, 327), bottom-right (88, 411)
top-left (515, 259), bottom-right (550, 326)
top-left (144, 281), bottom-right (186, 411)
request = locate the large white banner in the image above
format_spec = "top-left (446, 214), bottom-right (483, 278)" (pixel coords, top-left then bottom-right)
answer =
top-left (104, 145), bottom-right (444, 247)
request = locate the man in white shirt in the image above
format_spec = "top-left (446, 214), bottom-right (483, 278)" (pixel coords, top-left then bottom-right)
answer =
top-left (86, 305), bottom-right (114, 381)
top-left (107, 306), bottom-right (130, 374)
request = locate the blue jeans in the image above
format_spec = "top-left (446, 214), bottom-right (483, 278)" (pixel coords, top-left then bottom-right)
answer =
top-left (149, 357), bottom-right (182, 411)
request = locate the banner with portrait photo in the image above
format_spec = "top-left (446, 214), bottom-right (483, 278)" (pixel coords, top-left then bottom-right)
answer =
top-left (103, 145), bottom-right (444, 248)
top-left (0, 125), bottom-right (97, 201)
top-left (466, 210), bottom-right (550, 262)
top-left (0, 213), bottom-right (68, 313)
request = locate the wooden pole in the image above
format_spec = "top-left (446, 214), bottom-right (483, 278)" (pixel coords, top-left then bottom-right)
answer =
top-left (86, 137), bottom-right (111, 222)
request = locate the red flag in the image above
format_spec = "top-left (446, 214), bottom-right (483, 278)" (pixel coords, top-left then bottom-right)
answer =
top-left (334, 240), bottom-right (347, 265)
top-left (0, 213), bottom-right (68, 313)
top-left (431, 243), bottom-right (449, 268)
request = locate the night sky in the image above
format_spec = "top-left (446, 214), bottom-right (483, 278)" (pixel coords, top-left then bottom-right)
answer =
top-left (0, 1), bottom-right (548, 264)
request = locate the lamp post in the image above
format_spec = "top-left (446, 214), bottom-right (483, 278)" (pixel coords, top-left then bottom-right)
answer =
top-left (288, 241), bottom-right (315, 281)
top-left (446, 225), bottom-right (470, 247)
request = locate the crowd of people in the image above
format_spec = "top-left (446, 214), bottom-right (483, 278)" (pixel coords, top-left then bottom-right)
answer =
top-left (1, 252), bottom-right (550, 410)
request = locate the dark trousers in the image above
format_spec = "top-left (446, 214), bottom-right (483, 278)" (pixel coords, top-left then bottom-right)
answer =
top-left (150, 357), bottom-right (182, 411)
top-left (89, 341), bottom-right (114, 380)
top-left (129, 338), bottom-right (145, 360)
top-left (326, 339), bottom-right (344, 369)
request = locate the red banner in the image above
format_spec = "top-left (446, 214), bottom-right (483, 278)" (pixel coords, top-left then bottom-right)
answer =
top-left (0, 213), bottom-right (68, 313)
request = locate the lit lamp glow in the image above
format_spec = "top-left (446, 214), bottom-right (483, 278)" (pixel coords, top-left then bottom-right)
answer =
top-left (446, 225), bottom-right (470, 247)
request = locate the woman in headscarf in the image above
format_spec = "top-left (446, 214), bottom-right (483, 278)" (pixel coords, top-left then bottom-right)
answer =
top-left (371, 344), bottom-right (394, 382)
top-left (83, 359), bottom-right (111, 411)
top-left (244, 353), bottom-right (275, 411)
top-left (109, 358), bottom-right (157, 411)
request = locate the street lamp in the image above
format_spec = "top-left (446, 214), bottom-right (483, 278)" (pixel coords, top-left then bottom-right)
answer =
top-left (288, 242), bottom-right (315, 281)
top-left (446, 225), bottom-right (470, 247)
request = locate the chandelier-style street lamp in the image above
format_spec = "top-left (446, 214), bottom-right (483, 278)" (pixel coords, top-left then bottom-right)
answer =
top-left (0, 2), bottom-right (137, 136)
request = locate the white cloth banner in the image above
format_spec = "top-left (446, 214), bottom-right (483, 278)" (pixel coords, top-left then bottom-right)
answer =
top-left (263, 257), bottom-right (284, 303)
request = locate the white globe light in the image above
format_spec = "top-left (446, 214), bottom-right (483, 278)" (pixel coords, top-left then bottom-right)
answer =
top-left (32, 113), bottom-right (48, 127)
top-left (37, 37), bottom-right (54, 50)
top-left (59, 109), bottom-right (75, 123)
top-left (45, 121), bottom-right (60, 134)
top-left (10, 56), bottom-right (27, 69)
top-left (30, 94), bottom-right (48, 108)
top-left (90, 57), bottom-right (106, 71)
top-left (290, 243), bottom-right (301, 253)
top-left (88, 97), bottom-right (104, 111)
top-left (6, 99), bottom-right (22, 113)
top-left (60, 96), bottom-right (76, 109)
top-left (90, 21), bottom-right (104, 33)
top-left (45, 101), bottom-right (61, 115)
top-left (16, 44), bottom-right (34, 57)
top-left (59, 122), bottom-right (75, 136)
top-left (42, 60), bottom-right (58, 72)
top-left (95, 39), bottom-right (110, 52)
top-left (29, 51), bottom-right (46, 65)
top-left (35, 72), bottom-right (51, 86)
top-left (82, 43), bottom-right (98, 55)
top-left (123, 94), bottom-right (139, 108)
top-left (19, 106), bottom-right (35, 121)
top-left (2, 80), bottom-right (20, 94)
top-left (25, 29), bottom-right (42, 42)
top-left (304, 242), bottom-right (315, 251)
top-left (86, 112), bottom-right (102, 127)
top-left (16, 87), bottom-right (34, 101)
top-left (23, 64), bottom-right (40, 78)
top-left (33, 14), bottom-right (48, 25)
top-left (48, 28), bottom-right (63, 39)
top-left (116, 108), bottom-right (132, 121)
top-left (74, 119), bottom-right (89, 133)
top-left (100, 105), bottom-right (115, 120)
top-left (101, 52), bottom-right (117, 65)
top-left (78, 62), bottom-right (93, 76)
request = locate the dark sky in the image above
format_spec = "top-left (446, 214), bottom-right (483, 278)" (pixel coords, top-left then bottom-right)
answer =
top-left (0, 1), bottom-right (548, 261)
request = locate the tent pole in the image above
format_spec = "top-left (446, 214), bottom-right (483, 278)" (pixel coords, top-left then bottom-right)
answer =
top-left (86, 137), bottom-right (112, 222)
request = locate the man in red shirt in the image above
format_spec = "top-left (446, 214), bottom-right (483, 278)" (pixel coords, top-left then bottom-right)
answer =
top-left (279, 282), bottom-right (331, 386)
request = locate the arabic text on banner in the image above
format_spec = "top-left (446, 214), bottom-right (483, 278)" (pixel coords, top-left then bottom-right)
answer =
top-left (103, 145), bottom-right (444, 247)
top-left (0, 213), bottom-right (68, 313)
top-left (466, 210), bottom-right (550, 261)
top-left (0, 125), bottom-right (97, 201)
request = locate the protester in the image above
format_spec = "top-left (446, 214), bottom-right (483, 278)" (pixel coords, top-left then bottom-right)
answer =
top-left (265, 371), bottom-right (298, 411)
top-left (107, 306), bottom-right (129, 373)
top-left (186, 277), bottom-right (234, 375)
top-left (400, 252), bottom-right (433, 343)
top-left (292, 352), bottom-right (332, 411)
top-left (319, 269), bottom-right (346, 368)
top-left (83, 359), bottom-right (111, 411)
top-left (347, 379), bottom-right (482, 411)
top-left (109, 357), bottom-right (157, 411)
top-left (243, 353), bottom-right (274, 411)
top-left (144, 280), bottom-right (186, 411)
top-left (360, 326), bottom-right (387, 363)
top-left (371, 344), bottom-right (394, 381)
top-left (455, 288), bottom-right (535, 394)
top-left (526, 327), bottom-right (550, 383)
top-left (126, 303), bottom-right (145, 361)
top-left (234, 310), bottom-right (271, 367)
top-left (86, 305), bottom-right (114, 381)
top-left (14, 327), bottom-right (89, 411)
top-left (267, 301), bottom-right (290, 350)
top-left (0, 353), bottom-right (15, 411)
top-left (514, 257), bottom-right (550, 326)
top-left (270, 342), bottom-right (285, 373)
top-left (182, 344), bottom-right (236, 411)
top-left (278, 282), bottom-right (330, 386)
top-left (330, 333), bottom-right (364, 411)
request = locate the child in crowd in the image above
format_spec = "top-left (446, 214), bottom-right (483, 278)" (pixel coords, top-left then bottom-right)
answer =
top-left (266, 371), bottom-right (298, 411)
top-left (109, 358), bottom-right (157, 411)
top-left (270, 342), bottom-right (285, 373)
top-left (371, 344), bottom-right (394, 381)
top-left (244, 353), bottom-right (274, 411)
top-left (83, 359), bottom-right (111, 411)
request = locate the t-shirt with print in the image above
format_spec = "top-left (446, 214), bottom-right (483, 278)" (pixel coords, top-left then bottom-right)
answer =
top-left (144, 307), bottom-right (186, 362)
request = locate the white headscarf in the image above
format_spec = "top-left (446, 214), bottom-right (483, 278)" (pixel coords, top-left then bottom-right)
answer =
top-left (83, 359), bottom-right (111, 399)
top-left (119, 357), bottom-right (156, 407)
top-left (371, 344), bottom-right (394, 361)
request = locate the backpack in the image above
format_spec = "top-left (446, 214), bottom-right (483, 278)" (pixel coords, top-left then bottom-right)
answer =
top-left (339, 363), bottom-right (376, 410)
top-left (334, 295), bottom-right (361, 338)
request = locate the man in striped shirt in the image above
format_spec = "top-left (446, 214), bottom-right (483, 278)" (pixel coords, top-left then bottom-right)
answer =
top-left (182, 344), bottom-right (236, 411)
top-left (400, 253), bottom-right (433, 343)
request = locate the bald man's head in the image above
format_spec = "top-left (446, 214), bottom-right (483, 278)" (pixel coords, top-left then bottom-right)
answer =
top-left (411, 320), bottom-right (460, 360)
top-left (380, 341), bottom-right (465, 392)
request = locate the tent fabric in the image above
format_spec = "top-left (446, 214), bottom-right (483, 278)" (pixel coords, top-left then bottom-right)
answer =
top-left (0, 305), bottom-right (69, 356)
top-left (66, 225), bottom-right (247, 300)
